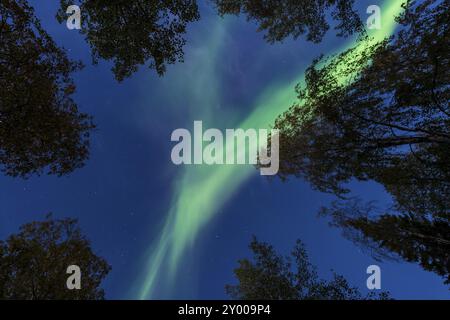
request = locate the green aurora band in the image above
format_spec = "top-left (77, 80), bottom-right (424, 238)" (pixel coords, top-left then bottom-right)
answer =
top-left (136, 1), bottom-right (405, 299)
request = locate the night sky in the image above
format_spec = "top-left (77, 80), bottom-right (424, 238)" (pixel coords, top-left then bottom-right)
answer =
top-left (1, 0), bottom-right (448, 299)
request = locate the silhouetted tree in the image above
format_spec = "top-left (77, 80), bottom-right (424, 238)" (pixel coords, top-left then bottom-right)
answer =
top-left (269, 0), bottom-right (449, 284)
top-left (273, 0), bottom-right (449, 211)
top-left (320, 199), bottom-right (450, 285)
top-left (226, 237), bottom-right (390, 300)
top-left (213, 0), bottom-right (363, 43)
top-left (0, 214), bottom-right (111, 299)
top-left (0, 0), bottom-right (94, 178)
top-left (57, 0), bottom-right (200, 81)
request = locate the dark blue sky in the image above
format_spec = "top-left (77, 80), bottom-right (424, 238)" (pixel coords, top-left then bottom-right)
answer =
top-left (0, 0), bottom-right (448, 299)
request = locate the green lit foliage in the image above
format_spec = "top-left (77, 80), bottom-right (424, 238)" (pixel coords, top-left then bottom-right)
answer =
top-left (272, 0), bottom-right (449, 284)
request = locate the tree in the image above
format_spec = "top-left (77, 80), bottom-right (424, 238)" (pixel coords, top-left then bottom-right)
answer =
top-left (269, 0), bottom-right (449, 284)
top-left (0, 0), bottom-right (95, 178)
top-left (213, 0), bottom-right (363, 44)
top-left (320, 199), bottom-right (450, 285)
top-left (0, 214), bottom-right (111, 300)
top-left (226, 237), bottom-right (390, 300)
top-left (273, 0), bottom-right (449, 218)
top-left (57, 0), bottom-right (200, 81)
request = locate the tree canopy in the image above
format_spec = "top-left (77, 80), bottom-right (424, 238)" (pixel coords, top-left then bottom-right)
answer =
top-left (270, 0), bottom-right (449, 284)
top-left (0, 215), bottom-right (111, 299)
top-left (226, 237), bottom-right (390, 300)
top-left (213, 0), bottom-right (363, 43)
top-left (320, 199), bottom-right (450, 285)
top-left (275, 0), bottom-right (449, 198)
top-left (0, 0), bottom-right (94, 178)
top-left (57, 0), bottom-right (200, 81)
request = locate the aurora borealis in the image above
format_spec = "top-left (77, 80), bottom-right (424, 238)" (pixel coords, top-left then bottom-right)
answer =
top-left (135, 0), bottom-right (406, 300)
top-left (2, 0), bottom-right (448, 301)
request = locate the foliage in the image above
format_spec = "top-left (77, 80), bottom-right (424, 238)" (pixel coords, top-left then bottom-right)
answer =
top-left (320, 199), bottom-right (450, 285)
top-left (0, 0), bottom-right (94, 178)
top-left (213, 0), bottom-right (363, 43)
top-left (271, 0), bottom-right (449, 285)
top-left (57, 0), bottom-right (200, 81)
top-left (0, 214), bottom-right (111, 299)
top-left (226, 237), bottom-right (390, 300)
